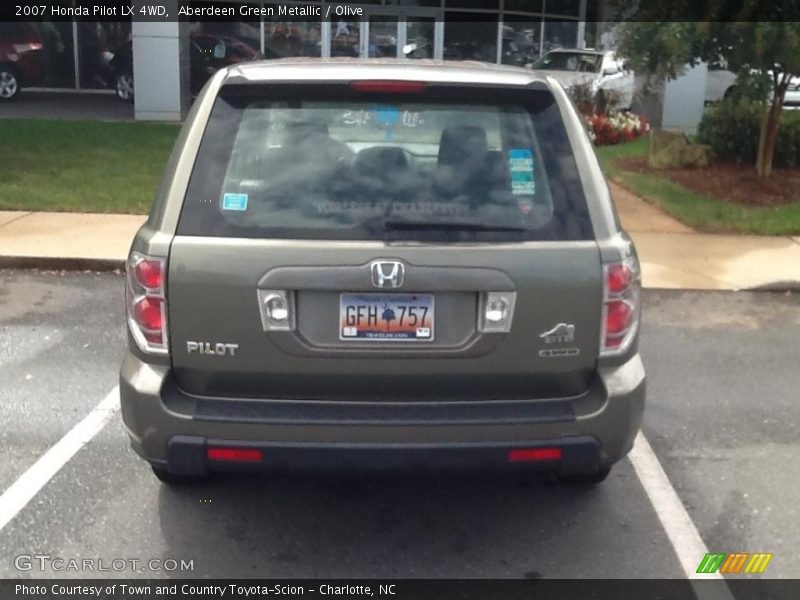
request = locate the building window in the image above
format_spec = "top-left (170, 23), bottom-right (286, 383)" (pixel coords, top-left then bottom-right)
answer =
top-left (505, 0), bottom-right (544, 11)
top-left (331, 17), bottom-right (361, 57)
top-left (188, 1), bottom-right (260, 93)
top-left (78, 22), bottom-right (131, 89)
top-left (443, 17), bottom-right (497, 63)
top-left (500, 17), bottom-right (542, 67)
top-left (13, 21), bottom-right (76, 89)
top-left (543, 18), bottom-right (579, 53)
top-left (544, 0), bottom-right (582, 17)
top-left (384, 0), bottom-right (440, 5)
top-left (446, 0), bottom-right (500, 8)
top-left (265, 19), bottom-right (321, 58)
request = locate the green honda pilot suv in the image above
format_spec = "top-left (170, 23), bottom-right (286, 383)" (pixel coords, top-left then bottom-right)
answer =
top-left (120, 59), bottom-right (645, 485)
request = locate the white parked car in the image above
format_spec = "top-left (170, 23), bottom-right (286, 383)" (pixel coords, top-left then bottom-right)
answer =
top-left (705, 62), bottom-right (800, 109)
top-left (530, 49), bottom-right (635, 110)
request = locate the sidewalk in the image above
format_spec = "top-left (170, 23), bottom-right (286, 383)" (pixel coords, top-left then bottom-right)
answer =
top-left (2, 188), bottom-right (800, 290)
top-left (611, 183), bottom-right (800, 290)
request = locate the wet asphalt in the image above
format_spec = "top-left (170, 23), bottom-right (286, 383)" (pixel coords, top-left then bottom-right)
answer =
top-left (0, 270), bottom-right (797, 580)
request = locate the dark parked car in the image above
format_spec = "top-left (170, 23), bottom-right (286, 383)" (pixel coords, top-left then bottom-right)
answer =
top-left (121, 59), bottom-right (645, 486)
top-left (0, 23), bottom-right (45, 100)
top-left (110, 32), bottom-right (263, 102)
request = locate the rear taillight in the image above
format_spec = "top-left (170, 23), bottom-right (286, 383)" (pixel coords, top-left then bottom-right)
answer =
top-left (600, 257), bottom-right (640, 356)
top-left (126, 252), bottom-right (168, 355)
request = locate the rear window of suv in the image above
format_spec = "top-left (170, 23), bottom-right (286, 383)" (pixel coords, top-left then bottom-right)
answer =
top-left (177, 83), bottom-right (593, 241)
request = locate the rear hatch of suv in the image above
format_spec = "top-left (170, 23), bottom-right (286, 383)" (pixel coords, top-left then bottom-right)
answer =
top-left (166, 80), bottom-right (602, 401)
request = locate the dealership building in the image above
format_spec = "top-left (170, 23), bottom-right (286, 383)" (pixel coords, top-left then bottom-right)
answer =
top-left (13, 0), bottom-right (593, 120)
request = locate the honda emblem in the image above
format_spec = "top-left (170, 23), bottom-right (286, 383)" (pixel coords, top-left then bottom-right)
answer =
top-left (370, 260), bottom-right (404, 289)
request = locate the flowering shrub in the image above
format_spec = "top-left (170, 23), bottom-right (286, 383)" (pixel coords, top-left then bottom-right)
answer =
top-left (586, 112), bottom-right (649, 146)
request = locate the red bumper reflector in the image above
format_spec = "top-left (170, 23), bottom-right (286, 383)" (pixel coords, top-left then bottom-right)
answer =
top-left (507, 447), bottom-right (562, 462)
top-left (207, 447), bottom-right (263, 463)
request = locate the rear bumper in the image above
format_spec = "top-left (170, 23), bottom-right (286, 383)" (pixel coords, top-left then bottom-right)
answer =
top-left (160, 435), bottom-right (602, 476)
top-left (120, 352), bottom-right (645, 475)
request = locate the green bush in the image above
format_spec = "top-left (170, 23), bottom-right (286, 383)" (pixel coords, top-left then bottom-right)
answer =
top-left (698, 102), bottom-right (800, 168)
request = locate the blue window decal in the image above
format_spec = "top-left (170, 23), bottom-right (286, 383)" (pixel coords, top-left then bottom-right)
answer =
top-left (222, 193), bottom-right (248, 211)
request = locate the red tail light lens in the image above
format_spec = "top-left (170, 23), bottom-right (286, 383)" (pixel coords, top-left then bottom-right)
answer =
top-left (606, 263), bottom-right (632, 295)
top-left (126, 253), bottom-right (168, 355)
top-left (350, 80), bottom-right (427, 93)
top-left (601, 258), bottom-right (640, 356)
top-left (207, 447), bottom-right (264, 463)
top-left (134, 258), bottom-right (163, 291)
top-left (605, 300), bottom-right (633, 335)
top-left (132, 297), bottom-right (164, 344)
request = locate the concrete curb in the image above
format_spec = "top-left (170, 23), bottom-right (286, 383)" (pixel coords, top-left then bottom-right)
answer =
top-left (0, 256), bottom-right (124, 272)
top-left (744, 281), bottom-right (800, 292)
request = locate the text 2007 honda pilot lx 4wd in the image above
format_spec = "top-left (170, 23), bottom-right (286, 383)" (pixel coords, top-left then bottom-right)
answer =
top-left (120, 59), bottom-right (645, 485)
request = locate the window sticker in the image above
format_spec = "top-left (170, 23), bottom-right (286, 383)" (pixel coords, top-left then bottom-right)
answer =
top-left (221, 192), bottom-right (248, 211)
top-left (508, 148), bottom-right (536, 195)
top-left (372, 105), bottom-right (401, 141)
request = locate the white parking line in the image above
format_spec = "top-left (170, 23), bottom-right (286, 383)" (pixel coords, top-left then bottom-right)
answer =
top-left (630, 431), bottom-right (733, 597)
top-left (0, 386), bottom-right (119, 533)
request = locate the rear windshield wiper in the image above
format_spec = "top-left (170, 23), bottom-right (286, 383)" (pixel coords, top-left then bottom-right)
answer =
top-left (382, 219), bottom-right (527, 233)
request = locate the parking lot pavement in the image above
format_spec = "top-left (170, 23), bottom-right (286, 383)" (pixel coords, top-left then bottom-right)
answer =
top-left (641, 290), bottom-right (800, 579)
top-left (0, 270), bottom-right (125, 493)
top-left (0, 270), bottom-right (797, 580)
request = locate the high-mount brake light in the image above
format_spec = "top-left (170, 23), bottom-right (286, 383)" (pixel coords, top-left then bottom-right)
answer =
top-left (350, 80), bottom-right (427, 93)
top-left (600, 258), bottom-right (641, 356)
top-left (126, 252), bottom-right (169, 355)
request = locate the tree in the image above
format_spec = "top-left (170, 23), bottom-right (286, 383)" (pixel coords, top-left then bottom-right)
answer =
top-left (615, 1), bottom-right (800, 176)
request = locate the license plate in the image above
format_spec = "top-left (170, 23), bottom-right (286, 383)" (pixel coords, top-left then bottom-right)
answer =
top-left (339, 293), bottom-right (434, 342)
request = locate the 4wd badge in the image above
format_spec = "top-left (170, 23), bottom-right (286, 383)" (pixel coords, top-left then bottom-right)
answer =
top-left (539, 323), bottom-right (575, 344)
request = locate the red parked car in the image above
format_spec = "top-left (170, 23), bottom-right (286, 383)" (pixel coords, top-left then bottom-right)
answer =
top-left (0, 23), bottom-right (45, 100)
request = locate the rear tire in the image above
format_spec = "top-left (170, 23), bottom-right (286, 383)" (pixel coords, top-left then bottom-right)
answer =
top-left (151, 465), bottom-right (205, 485)
top-left (556, 467), bottom-right (611, 485)
top-left (0, 66), bottom-right (20, 100)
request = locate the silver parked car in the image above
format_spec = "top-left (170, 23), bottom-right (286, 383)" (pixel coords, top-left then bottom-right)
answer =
top-left (120, 59), bottom-right (646, 485)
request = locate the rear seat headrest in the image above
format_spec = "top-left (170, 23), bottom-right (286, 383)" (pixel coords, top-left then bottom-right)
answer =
top-left (438, 125), bottom-right (489, 166)
top-left (354, 146), bottom-right (409, 175)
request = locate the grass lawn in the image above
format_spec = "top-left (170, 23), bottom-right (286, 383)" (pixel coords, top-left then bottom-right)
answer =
top-left (0, 119), bottom-right (180, 214)
top-left (595, 137), bottom-right (800, 235)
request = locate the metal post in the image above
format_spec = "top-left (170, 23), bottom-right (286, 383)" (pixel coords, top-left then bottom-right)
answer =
top-left (72, 19), bottom-right (80, 90)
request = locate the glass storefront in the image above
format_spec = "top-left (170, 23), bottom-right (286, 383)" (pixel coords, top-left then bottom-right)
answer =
top-left (265, 19), bottom-right (322, 58)
top-left (30, 22), bottom-right (76, 89)
top-left (188, 1), bottom-right (261, 92)
top-left (2, 1), bottom-right (585, 93)
top-left (442, 18), bottom-right (497, 62)
top-left (78, 22), bottom-right (131, 89)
